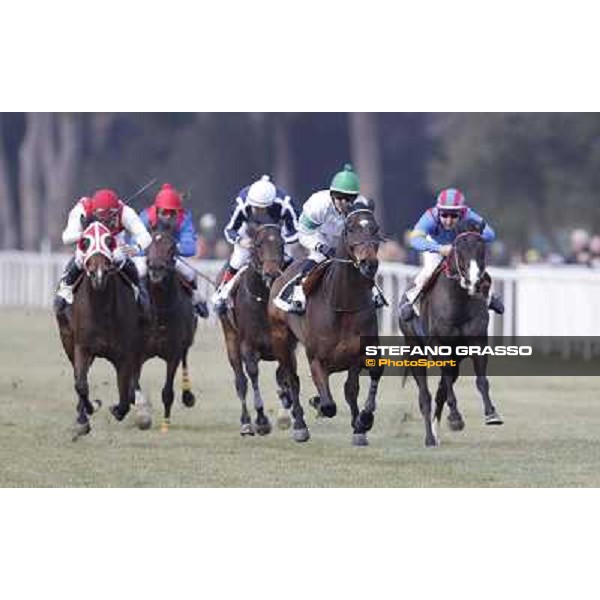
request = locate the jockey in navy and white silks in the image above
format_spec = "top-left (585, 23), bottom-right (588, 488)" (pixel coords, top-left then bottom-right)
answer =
top-left (399, 187), bottom-right (504, 321)
top-left (54, 189), bottom-right (151, 315)
top-left (273, 163), bottom-right (385, 314)
top-left (135, 183), bottom-right (209, 318)
top-left (212, 174), bottom-right (299, 314)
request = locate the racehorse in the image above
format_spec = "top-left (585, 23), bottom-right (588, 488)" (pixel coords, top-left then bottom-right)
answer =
top-left (219, 223), bottom-right (288, 436)
top-left (56, 222), bottom-right (145, 440)
top-left (139, 228), bottom-right (198, 432)
top-left (399, 218), bottom-right (503, 447)
top-left (269, 209), bottom-right (385, 446)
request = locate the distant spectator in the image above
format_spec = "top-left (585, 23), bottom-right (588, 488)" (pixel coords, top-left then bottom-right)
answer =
top-left (379, 240), bottom-right (405, 262)
top-left (589, 235), bottom-right (600, 269)
top-left (566, 228), bottom-right (591, 265)
top-left (196, 213), bottom-right (218, 258)
top-left (215, 239), bottom-right (231, 260)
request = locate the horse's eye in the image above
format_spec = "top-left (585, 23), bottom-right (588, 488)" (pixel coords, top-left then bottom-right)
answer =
top-left (79, 238), bottom-right (90, 252)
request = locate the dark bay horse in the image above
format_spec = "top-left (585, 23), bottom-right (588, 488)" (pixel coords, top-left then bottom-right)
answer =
top-left (139, 229), bottom-right (198, 432)
top-left (399, 218), bottom-right (503, 447)
top-left (56, 222), bottom-right (145, 440)
top-left (269, 209), bottom-right (385, 446)
top-left (219, 223), bottom-right (288, 436)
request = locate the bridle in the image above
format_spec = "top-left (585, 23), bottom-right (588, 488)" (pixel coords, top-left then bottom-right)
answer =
top-left (444, 231), bottom-right (484, 292)
top-left (339, 209), bottom-right (382, 270)
top-left (248, 224), bottom-right (284, 298)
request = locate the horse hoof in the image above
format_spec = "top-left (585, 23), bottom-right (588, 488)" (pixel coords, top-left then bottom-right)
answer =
top-left (309, 396), bottom-right (321, 414)
top-left (357, 411), bottom-right (374, 432)
top-left (109, 405), bottom-right (127, 422)
top-left (255, 419), bottom-right (272, 436)
top-left (352, 433), bottom-right (369, 447)
top-left (240, 423), bottom-right (255, 436)
top-left (425, 436), bottom-right (438, 448)
top-left (485, 412), bottom-right (504, 425)
top-left (319, 403), bottom-right (337, 419)
top-left (71, 421), bottom-right (91, 441)
top-left (278, 391), bottom-right (293, 410)
top-left (135, 411), bottom-right (153, 431)
top-left (182, 390), bottom-right (196, 408)
top-left (160, 419), bottom-right (170, 433)
top-left (447, 416), bottom-right (465, 431)
top-left (276, 409), bottom-right (292, 430)
top-left (293, 428), bottom-right (310, 443)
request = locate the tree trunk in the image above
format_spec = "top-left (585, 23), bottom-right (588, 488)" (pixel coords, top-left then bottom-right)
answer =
top-left (19, 113), bottom-right (46, 251)
top-left (0, 117), bottom-right (18, 249)
top-left (272, 113), bottom-right (295, 192)
top-left (41, 113), bottom-right (83, 249)
top-left (348, 112), bottom-right (384, 224)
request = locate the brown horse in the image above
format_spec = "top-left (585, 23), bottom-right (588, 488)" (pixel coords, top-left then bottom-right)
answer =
top-left (56, 222), bottom-right (145, 440)
top-left (399, 218), bottom-right (503, 447)
top-left (138, 229), bottom-right (198, 432)
top-left (219, 223), bottom-right (289, 435)
top-left (269, 209), bottom-right (385, 446)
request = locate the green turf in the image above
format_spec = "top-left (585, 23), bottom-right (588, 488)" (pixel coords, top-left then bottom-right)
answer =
top-left (1, 308), bottom-right (599, 487)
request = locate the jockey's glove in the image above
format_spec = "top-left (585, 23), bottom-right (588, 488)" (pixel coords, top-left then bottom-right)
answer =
top-left (316, 243), bottom-right (335, 259)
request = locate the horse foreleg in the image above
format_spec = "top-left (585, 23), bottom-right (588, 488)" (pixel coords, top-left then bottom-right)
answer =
top-left (309, 357), bottom-right (336, 418)
top-left (271, 324), bottom-right (307, 442)
top-left (180, 349), bottom-right (196, 408)
top-left (72, 345), bottom-right (93, 440)
top-left (158, 359), bottom-right (178, 432)
top-left (225, 329), bottom-right (252, 436)
top-left (472, 355), bottom-right (503, 425)
top-left (413, 367), bottom-right (437, 447)
top-left (110, 362), bottom-right (134, 423)
top-left (442, 365), bottom-right (464, 432)
top-left (354, 364), bottom-right (383, 444)
top-left (242, 349), bottom-right (271, 436)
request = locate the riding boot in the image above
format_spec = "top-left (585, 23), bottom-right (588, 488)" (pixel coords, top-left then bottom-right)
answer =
top-left (189, 280), bottom-right (209, 319)
top-left (488, 293), bottom-right (505, 315)
top-left (54, 257), bottom-right (82, 315)
top-left (274, 259), bottom-right (316, 314)
top-left (121, 259), bottom-right (151, 321)
top-left (212, 265), bottom-right (239, 316)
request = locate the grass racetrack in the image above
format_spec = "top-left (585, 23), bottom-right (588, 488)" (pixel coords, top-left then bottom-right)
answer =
top-left (1, 308), bottom-right (599, 487)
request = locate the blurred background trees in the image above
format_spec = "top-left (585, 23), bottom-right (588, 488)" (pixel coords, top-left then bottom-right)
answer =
top-left (1, 112), bottom-right (600, 260)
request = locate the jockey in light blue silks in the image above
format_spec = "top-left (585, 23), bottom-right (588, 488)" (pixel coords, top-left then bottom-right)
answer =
top-left (135, 183), bottom-right (209, 318)
top-left (211, 174), bottom-right (300, 315)
top-left (399, 187), bottom-right (504, 321)
top-left (273, 163), bottom-right (386, 314)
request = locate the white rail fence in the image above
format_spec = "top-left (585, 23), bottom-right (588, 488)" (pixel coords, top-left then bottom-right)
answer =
top-left (1, 252), bottom-right (600, 340)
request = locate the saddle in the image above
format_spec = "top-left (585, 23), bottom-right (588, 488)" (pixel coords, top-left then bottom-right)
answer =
top-left (302, 260), bottom-right (333, 297)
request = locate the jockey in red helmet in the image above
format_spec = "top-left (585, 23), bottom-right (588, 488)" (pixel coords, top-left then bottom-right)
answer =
top-left (54, 189), bottom-right (152, 316)
top-left (135, 183), bottom-right (208, 318)
top-left (399, 187), bottom-right (504, 321)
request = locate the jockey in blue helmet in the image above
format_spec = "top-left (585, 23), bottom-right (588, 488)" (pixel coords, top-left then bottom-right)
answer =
top-left (399, 188), bottom-right (504, 321)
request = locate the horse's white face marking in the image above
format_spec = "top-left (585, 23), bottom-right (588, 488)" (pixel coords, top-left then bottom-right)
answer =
top-left (359, 219), bottom-right (369, 228)
top-left (468, 259), bottom-right (479, 295)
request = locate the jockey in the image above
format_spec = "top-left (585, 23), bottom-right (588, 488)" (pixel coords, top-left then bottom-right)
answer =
top-left (54, 188), bottom-right (151, 315)
top-left (399, 187), bottom-right (504, 321)
top-left (137, 183), bottom-right (209, 318)
top-left (273, 163), bottom-right (386, 314)
top-left (211, 174), bottom-right (299, 315)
